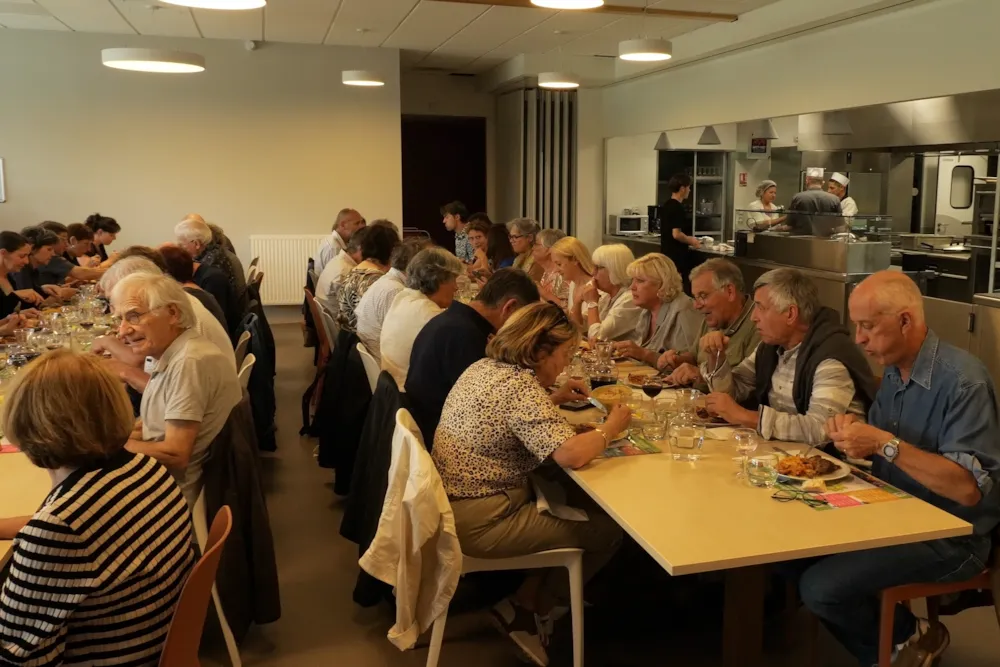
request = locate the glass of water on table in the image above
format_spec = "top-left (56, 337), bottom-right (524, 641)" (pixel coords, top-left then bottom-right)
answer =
top-left (733, 429), bottom-right (758, 480)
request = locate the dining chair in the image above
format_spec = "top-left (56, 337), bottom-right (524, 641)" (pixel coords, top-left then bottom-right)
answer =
top-left (875, 523), bottom-right (1000, 666)
top-left (238, 353), bottom-right (256, 391)
top-left (390, 409), bottom-right (585, 667)
top-left (248, 256), bottom-right (260, 270)
top-left (234, 331), bottom-right (251, 367)
top-left (247, 266), bottom-right (259, 285)
top-left (304, 289), bottom-right (331, 367)
top-left (356, 342), bottom-right (380, 394)
top-left (316, 302), bottom-right (339, 350)
top-left (159, 505), bottom-right (233, 667)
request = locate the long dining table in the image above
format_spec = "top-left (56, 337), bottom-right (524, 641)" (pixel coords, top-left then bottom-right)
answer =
top-left (0, 451), bottom-right (53, 566)
top-left (562, 360), bottom-right (972, 667)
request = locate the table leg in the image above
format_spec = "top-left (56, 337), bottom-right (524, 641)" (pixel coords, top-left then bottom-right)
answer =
top-left (723, 565), bottom-right (767, 667)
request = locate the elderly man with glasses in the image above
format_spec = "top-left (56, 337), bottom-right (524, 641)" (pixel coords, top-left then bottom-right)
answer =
top-left (112, 272), bottom-right (241, 507)
top-left (658, 258), bottom-right (760, 390)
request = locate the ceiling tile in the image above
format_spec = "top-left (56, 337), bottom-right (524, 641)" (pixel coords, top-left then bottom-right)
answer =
top-left (324, 0), bottom-right (417, 46)
top-left (0, 1), bottom-right (46, 15)
top-left (36, 0), bottom-right (135, 33)
top-left (110, 0), bottom-right (198, 37)
top-left (265, 0), bottom-right (341, 45)
top-left (430, 6), bottom-right (553, 58)
top-left (382, 1), bottom-right (486, 52)
top-left (0, 13), bottom-right (68, 30)
top-left (193, 7), bottom-right (262, 40)
top-left (477, 10), bottom-right (619, 62)
top-left (561, 15), bottom-right (708, 56)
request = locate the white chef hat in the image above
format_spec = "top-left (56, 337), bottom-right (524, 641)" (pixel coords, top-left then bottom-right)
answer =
top-left (830, 172), bottom-right (850, 187)
top-left (806, 167), bottom-right (825, 179)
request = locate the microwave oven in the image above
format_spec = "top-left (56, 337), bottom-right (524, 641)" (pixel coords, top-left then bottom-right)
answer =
top-left (615, 215), bottom-right (648, 235)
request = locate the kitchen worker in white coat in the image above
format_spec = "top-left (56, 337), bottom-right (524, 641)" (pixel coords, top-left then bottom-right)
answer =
top-left (828, 173), bottom-right (858, 217)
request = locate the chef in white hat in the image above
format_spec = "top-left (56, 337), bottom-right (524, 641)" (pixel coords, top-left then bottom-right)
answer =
top-left (827, 172), bottom-right (858, 217)
top-left (784, 168), bottom-right (844, 235)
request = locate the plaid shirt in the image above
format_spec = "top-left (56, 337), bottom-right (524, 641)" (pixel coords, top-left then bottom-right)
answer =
top-left (710, 344), bottom-right (867, 445)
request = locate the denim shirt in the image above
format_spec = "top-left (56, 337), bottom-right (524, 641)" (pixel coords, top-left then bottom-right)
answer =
top-left (871, 330), bottom-right (1000, 535)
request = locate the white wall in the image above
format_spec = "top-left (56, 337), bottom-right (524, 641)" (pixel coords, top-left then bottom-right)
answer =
top-left (575, 88), bottom-right (604, 251)
top-left (0, 30), bottom-right (402, 262)
top-left (400, 71), bottom-right (496, 214)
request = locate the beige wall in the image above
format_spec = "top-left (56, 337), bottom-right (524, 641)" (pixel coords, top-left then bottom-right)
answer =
top-left (0, 30), bottom-right (402, 262)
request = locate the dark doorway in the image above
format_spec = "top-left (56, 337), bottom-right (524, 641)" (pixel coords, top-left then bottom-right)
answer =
top-left (401, 115), bottom-right (487, 248)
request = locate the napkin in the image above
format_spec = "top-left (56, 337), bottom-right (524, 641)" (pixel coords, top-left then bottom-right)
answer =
top-left (704, 427), bottom-right (737, 441)
top-left (530, 474), bottom-right (589, 522)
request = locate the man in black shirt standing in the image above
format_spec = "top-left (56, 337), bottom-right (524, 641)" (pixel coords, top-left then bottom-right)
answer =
top-left (660, 173), bottom-right (700, 294)
top-left (405, 269), bottom-right (539, 445)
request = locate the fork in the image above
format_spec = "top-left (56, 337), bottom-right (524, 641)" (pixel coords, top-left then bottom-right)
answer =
top-left (702, 349), bottom-right (724, 390)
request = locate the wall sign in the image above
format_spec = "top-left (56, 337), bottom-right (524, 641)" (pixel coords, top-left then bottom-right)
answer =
top-left (739, 172), bottom-right (748, 187)
top-left (747, 137), bottom-right (770, 160)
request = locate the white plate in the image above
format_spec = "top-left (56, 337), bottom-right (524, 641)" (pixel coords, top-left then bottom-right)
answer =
top-left (775, 454), bottom-right (853, 483)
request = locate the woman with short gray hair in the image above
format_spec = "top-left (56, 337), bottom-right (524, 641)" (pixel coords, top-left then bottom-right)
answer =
top-left (379, 247), bottom-right (464, 388)
top-left (581, 244), bottom-right (642, 341)
top-left (507, 218), bottom-right (543, 280)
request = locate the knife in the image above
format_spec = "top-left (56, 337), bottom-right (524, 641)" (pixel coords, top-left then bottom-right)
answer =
top-left (588, 397), bottom-right (608, 414)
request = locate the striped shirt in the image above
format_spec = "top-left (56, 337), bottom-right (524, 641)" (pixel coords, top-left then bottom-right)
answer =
top-left (0, 451), bottom-right (195, 666)
top-left (711, 344), bottom-right (867, 444)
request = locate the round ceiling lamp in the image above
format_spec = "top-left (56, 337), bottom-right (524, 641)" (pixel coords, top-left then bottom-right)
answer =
top-left (101, 48), bottom-right (205, 73)
top-left (531, 0), bottom-right (604, 8)
top-left (342, 70), bottom-right (385, 87)
top-left (538, 72), bottom-right (580, 90)
top-left (619, 38), bottom-right (673, 62)
top-left (158, 0), bottom-right (266, 9)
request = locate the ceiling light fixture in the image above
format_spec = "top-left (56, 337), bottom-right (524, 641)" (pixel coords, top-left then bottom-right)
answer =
top-left (654, 132), bottom-right (672, 151)
top-left (101, 48), bottom-right (205, 73)
top-left (753, 119), bottom-right (779, 140)
top-left (531, 0), bottom-right (604, 8)
top-left (698, 125), bottom-right (722, 146)
top-left (158, 0), bottom-right (266, 9)
top-left (619, 38), bottom-right (673, 62)
top-left (538, 72), bottom-right (580, 90)
top-left (342, 70), bottom-right (385, 87)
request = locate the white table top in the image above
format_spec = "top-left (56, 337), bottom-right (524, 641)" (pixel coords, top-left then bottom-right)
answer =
top-left (0, 452), bottom-right (54, 564)
top-left (565, 370), bottom-right (973, 576)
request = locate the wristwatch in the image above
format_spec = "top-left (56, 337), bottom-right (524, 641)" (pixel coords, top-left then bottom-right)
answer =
top-left (583, 301), bottom-right (599, 312)
top-left (879, 437), bottom-right (901, 464)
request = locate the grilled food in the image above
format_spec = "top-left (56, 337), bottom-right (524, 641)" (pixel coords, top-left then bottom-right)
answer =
top-left (776, 455), bottom-right (839, 479)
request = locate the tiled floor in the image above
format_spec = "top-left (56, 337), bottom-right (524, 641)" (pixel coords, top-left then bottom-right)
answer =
top-left (227, 320), bottom-right (1000, 667)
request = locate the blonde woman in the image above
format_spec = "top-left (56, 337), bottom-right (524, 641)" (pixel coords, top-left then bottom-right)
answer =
top-left (433, 302), bottom-right (629, 665)
top-left (549, 236), bottom-right (595, 324)
top-left (507, 218), bottom-right (543, 280)
top-left (613, 253), bottom-right (702, 365)
top-left (532, 228), bottom-right (568, 307)
top-left (0, 350), bottom-right (194, 664)
top-left (581, 243), bottom-right (642, 342)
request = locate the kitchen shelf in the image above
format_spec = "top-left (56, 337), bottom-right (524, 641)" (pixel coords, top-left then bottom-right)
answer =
top-left (695, 177), bottom-right (724, 184)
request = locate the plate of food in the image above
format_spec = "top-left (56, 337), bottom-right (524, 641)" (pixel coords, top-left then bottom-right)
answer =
top-left (775, 453), bottom-right (851, 482)
top-left (693, 407), bottom-right (737, 427)
top-left (591, 384), bottom-right (633, 408)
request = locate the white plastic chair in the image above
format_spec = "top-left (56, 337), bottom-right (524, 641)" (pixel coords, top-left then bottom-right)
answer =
top-left (356, 342), bottom-right (380, 393)
top-left (391, 410), bottom-right (585, 667)
top-left (238, 353), bottom-right (256, 391)
top-left (317, 301), bottom-right (339, 349)
top-left (192, 489), bottom-right (242, 667)
top-left (234, 331), bottom-right (251, 367)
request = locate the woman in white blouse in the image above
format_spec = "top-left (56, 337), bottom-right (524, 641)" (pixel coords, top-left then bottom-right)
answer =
top-left (549, 236), bottom-right (594, 325)
top-left (745, 180), bottom-right (786, 231)
top-left (580, 243), bottom-right (642, 342)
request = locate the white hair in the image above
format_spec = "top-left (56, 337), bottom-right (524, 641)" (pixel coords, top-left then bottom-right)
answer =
top-left (99, 256), bottom-right (162, 295)
top-left (111, 272), bottom-right (196, 330)
top-left (174, 218), bottom-right (213, 245)
top-left (592, 244), bottom-right (635, 288)
top-left (754, 268), bottom-right (819, 324)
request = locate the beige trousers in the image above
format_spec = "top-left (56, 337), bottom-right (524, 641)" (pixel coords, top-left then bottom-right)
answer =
top-left (450, 481), bottom-right (623, 603)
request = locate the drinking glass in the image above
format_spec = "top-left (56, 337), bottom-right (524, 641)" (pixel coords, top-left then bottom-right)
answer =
top-left (641, 378), bottom-right (663, 411)
top-left (668, 414), bottom-right (705, 461)
top-left (594, 340), bottom-right (612, 365)
top-left (642, 421), bottom-right (667, 442)
top-left (748, 455), bottom-right (778, 488)
top-left (14, 328), bottom-right (32, 347)
top-left (674, 388), bottom-right (701, 415)
top-left (733, 428), bottom-right (759, 479)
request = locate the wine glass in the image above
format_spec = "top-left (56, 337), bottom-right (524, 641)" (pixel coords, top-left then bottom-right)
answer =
top-left (641, 378), bottom-right (663, 412)
top-left (734, 429), bottom-right (759, 480)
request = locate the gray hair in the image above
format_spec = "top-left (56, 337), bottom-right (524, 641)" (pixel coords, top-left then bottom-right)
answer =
top-left (507, 218), bottom-right (540, 237)
top-left (591, 244), bottom-right (635, 287)
top-left (536, 228), bottom-right (566, 249)
top-left (753, 268), bottom-right (819, 324)
top-left (755, 179), bottom-right (777, 200)
top-left (690, 258), bottom-right (746, 294)
top-left (174, 218), bottom-right (213, 245)
top-left (405, 247), bottom-right (463, 295)
top-left (110, 272), bottom-right (197, 330)
top-left (390, 238), bottom-right (427, 273)
top-left (99, 256), bottom-right (162, 295)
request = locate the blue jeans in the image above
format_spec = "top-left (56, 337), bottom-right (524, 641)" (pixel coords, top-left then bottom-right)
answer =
top-left (784, 535), bottom-right (990, 666)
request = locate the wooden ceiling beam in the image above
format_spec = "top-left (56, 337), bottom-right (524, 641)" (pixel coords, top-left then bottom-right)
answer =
top-left (433, 0), bottom-right (739, 23)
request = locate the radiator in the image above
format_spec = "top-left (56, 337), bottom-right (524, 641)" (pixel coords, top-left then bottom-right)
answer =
top-left (249, 234), bottom-right (328, 305)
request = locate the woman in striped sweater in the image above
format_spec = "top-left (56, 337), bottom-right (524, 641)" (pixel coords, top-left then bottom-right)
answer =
top-left (0, 350), bottom-right (194, 666)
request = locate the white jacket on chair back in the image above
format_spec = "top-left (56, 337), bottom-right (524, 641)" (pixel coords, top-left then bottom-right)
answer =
top-left (359, 409), bottom-right (462, 650)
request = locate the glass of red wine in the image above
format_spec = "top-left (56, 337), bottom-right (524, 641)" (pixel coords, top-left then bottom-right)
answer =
top-left (641, 379), bottom-right (663, 413)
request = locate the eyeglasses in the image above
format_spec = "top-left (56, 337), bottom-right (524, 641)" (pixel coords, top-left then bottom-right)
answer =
top-left (509, 234), bottom-right (530, 241)
top-left (692, 290), bottom-right (717, 305)
top-left (121, 307), bottom-right (162, 326)
top-left (771, 489), bottom-right (829, 508)
top-left (544, 303), bottom-right (571, 333)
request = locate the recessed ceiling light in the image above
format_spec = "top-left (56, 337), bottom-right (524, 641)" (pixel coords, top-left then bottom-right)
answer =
top-left (342, 70), bottom-right (385, 87)
top-left (531, 0), bottom-right (604, 9)
top-left (101, 48), bottom-right (205, 73)
top-left (158, 0), bottom-right (266, 9)
top-left (619, 38), bottom-right (673, 62)
top-left (538, 72), bottom-right (580, 90)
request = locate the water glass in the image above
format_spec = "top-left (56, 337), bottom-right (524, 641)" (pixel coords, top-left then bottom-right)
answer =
top-left (733, 429), bottom-right (759, 479)
top-left (674, 388), bottom-right (702, 415)
top-left (668, 415), bottom-right (705, 461)
top-left (14, 328), bottom-right (32, 346)
top-left (642, 421), bottom-right (667, 442)
top-left (747, 455), bottom-right (778, 488)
